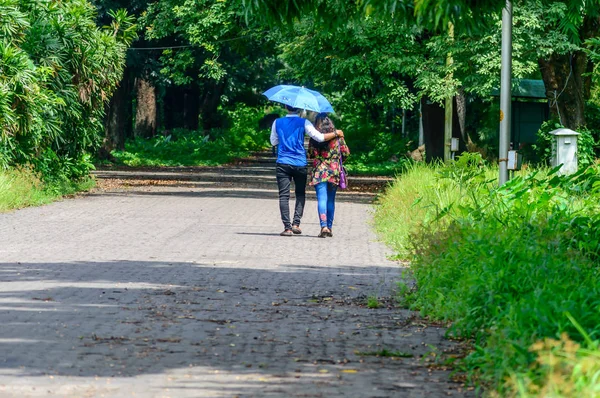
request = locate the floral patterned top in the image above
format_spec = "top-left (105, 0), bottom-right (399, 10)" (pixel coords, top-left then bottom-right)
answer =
top-left (308, 137), bottom-right (350, 186)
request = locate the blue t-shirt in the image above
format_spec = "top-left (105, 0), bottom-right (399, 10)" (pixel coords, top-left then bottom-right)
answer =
top-left (275, 117), bottom-right (307, 166)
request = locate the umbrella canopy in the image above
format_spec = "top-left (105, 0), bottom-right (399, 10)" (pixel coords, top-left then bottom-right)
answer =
top-left (263, 85), bottom-right (334, 113)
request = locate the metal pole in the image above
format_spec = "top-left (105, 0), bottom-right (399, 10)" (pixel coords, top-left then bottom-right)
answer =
top-left (401, 109), bottom-right (406, 137)
top-left (418, 101), bottom-right (424, 147)
top-left (499, 1), bottom-right (513, 186)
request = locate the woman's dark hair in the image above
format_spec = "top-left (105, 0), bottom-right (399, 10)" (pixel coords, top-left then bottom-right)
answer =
top-left (285, 104), bottom-right (299, 112)
top-left (310, 113), bottom-right (335, 149)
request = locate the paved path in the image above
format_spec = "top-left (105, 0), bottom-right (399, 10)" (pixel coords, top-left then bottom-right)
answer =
top-left (0, 156), bottom-right (470, 397)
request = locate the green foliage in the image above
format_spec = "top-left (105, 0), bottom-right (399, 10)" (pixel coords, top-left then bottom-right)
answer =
top-left (533, 120), bottom-right (563, 165)
top-left (242, 0), bottom-right (600, 164)
top-left (241, 0), bottom-right (503, 33)
top-left (345, 130), bottom-right (413, 171)
top-left (376, 160), bottom-right (600, 393)
top-left (577, 127), bottom-right (598, 168)
top-left (344, 160), bottom-right (408, 176)
top-left (271, 0), bottom-right (587, 163)
top-left (112, 104), bottom-right (270, 167)
top-left (375, 156), bottom-right (497, 259)
top-left (216, 104), bottom-right (272, 152)
top-left (0, 0), bottom-right (134, 181)
top-left (142, 0), bottom-right (279, 98)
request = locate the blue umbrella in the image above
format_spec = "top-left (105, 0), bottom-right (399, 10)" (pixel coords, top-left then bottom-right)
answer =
top-left (263, 85), bottom-right (334, 113)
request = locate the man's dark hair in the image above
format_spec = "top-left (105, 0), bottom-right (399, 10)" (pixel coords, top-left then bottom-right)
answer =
top-left (285, 105), bottom-right (299, 112)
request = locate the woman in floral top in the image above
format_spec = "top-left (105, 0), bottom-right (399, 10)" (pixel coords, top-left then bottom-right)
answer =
top-left (308, 113), bottom-right (350, 238)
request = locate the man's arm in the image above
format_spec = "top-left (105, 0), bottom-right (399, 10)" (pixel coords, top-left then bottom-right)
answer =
top-left (304, 120), bottom-right (343, 142)
top-left (270, 120), bottom-right (279, 146)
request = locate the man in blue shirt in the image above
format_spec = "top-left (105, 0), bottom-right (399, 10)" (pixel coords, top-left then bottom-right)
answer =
top-left (270, 105), bottom-right (343, 236)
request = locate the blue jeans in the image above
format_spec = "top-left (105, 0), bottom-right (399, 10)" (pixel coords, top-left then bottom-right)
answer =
top-left (315, 182), bottom-right (338, 228)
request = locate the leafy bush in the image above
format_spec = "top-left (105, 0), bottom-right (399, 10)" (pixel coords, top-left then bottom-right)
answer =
top-left (376, 157), bottom-right (600, 394)
top-left (113, 130), bottom-right (239, 167)
top-left (0, 0), bottom-right (134, 181)
top-left (112, 104), bottom-right (270, 167)
top-left (342, 122), bottom-right (416, 176)
top-left (215, 104), bottom-right (272, 153)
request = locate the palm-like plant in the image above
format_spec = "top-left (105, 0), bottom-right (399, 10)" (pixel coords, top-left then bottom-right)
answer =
top-left (0, 0), bottom-right (135, 179)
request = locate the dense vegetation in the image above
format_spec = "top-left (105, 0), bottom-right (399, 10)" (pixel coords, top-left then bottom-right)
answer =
top-left (92, 0), bottom-right (600, 170)
top-left (375, 156), bottom-right (600, 395)
top-left (0, 0), bottom-right (134, 210)
top-left (3, 0), bottom-right (599, 179)
top-left (0, 0), bottom-right (134, 181)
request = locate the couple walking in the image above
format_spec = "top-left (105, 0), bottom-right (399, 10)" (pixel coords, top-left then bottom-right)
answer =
top-left (270, 105), bottom-right (350, 238)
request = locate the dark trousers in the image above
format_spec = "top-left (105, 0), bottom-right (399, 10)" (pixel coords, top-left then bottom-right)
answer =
top-left (276, 163), bottom-right (307, 230)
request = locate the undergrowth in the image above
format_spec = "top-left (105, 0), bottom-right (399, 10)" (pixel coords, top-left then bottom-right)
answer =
top-left (112, 104), bottom-right (270, 167)
top-left (375, 153), bottom-right (600, 396)
top-left (0, 168), bottom-right (95, 212)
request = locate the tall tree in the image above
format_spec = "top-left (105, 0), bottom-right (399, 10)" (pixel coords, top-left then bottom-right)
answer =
top-left (141, 0), bottom-right (279, 131)
top-left (242, 0), bottom-right (600, 131)
top-left (93, 0), bottom-right (152, 154)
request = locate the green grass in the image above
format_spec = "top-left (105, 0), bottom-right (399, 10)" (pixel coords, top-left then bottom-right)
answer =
top-left (374, 154), bottom-right (600, 395)
top-left (373, 161), bottom-right (476, 259)
top-left (0, 168), bottom-right (95, 212)
top-left (366, 296), bottom-right (381, 309)
top-left (344, 160), bottom-right (406, 176)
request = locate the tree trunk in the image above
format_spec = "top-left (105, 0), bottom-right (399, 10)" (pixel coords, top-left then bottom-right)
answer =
top-left (422, 97), bottom-right (445, 162)
top-left (183, 85), bottom-right (200, 130)
top-left (453, 94), bottom-right (469, 152)
top-left (538, 16), bottom-right (599, 130)
top-left (200, 81), bottom-right (226, 131)
top-left (134, 78), bottom-right (157, 138)
top-left (100, 71), bottom-right (131, 159)
top-left (538, 51), bottom-right (591, 129)
top-left (455, 88), bottom-right (469, 144)
top-left (163, 86), bottom-right (184, 131)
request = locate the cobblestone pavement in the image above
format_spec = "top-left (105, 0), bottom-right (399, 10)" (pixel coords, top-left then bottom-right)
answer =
top-left (0, 159), bottom-right (472, 398)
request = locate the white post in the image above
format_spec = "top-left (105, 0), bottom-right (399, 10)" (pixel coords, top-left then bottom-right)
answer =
top-left (499, 1), bottom-right (513, 186)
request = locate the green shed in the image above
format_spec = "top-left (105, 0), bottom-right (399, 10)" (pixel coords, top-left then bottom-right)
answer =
top-left (492, 79), bottom-right (549, 148)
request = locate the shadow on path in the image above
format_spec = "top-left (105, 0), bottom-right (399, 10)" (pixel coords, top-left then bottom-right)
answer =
top-left (0, 260), bottom-right (470, 397)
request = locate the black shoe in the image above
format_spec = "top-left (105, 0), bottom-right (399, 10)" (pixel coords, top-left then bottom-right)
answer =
top-left (318, 227), bottom-right (330, 238)
top-left (280, 229), bottom-right (293, 237)
top-left (291, 225), bottom-right (302, 235)
top-left (326, 228), bottom-right (333, 237)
